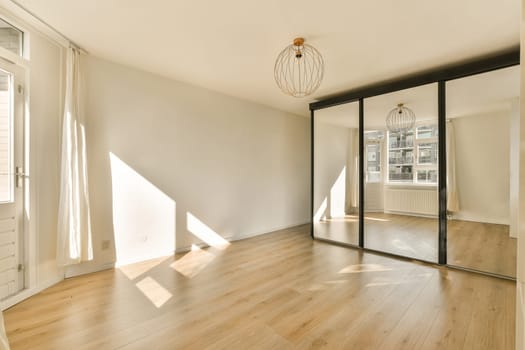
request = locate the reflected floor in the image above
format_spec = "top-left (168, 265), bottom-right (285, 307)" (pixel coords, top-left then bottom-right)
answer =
top-left (448, 219), bottom-right (516, 277)
top-left (314, 213), bottom-right (516, 277)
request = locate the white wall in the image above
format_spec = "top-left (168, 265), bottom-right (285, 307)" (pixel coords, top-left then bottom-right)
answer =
top-left (29, 30), bottom-right (63, 287)
top-left (68, 56), bottom-right (310, 273)
top-left (313, 121), bottom-right (349, 221)
top-left (453, 111), bottom-right (510, 225)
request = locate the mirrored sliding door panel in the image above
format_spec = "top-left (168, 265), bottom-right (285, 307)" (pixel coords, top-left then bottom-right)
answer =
top-left (446, 66), bottom-right (519, 277)
top-left (363, 84), bottom-right (439, 262)
top-left (313, 102), bottom-right (360, 245)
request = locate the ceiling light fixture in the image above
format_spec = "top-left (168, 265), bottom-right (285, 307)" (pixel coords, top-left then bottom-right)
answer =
top-left (274, 37), bottom-right (324, 98)
top-left (386, 103), bottom-right (416, 133)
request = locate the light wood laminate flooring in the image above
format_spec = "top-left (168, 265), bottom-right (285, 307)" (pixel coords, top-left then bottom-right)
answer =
top-left (4, 225), bottom-right (515, 349)
top-left (315, 213), bottom-right (516, 277)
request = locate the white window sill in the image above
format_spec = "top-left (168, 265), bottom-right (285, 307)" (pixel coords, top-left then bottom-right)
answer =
top-left (385, 183), bottom-right (438, 190)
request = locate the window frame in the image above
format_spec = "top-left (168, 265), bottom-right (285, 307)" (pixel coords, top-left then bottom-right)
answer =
top-left (386, 123), bottom-right (438, 185)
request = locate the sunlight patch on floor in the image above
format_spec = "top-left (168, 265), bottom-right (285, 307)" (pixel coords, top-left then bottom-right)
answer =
top-left (135, 276), bottom-right (172, 308)
top-left (392, 239), bottom-right (417, 254)
top-left (364, 216), bottom-right (390, 222)
top-left (338, 263), bottom-right (393, 274)
top-left (171, 244), bottom-right (216, 278)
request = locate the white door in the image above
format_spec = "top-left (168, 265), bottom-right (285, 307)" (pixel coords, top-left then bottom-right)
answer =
top-left (0, 60), bottom-right (25, 299)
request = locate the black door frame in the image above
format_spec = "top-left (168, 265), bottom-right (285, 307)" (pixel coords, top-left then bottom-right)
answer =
top-left (310, 48), bottom-right (519, 271)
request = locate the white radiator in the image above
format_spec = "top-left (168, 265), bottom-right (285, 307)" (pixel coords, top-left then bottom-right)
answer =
top-left (384, 187), bottom-right (438, 217)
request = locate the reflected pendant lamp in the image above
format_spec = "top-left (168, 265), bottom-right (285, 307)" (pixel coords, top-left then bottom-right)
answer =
top-left (274, 37), bottom-right (324, 97)
top-left (386, 103), bottom-right (416, 132)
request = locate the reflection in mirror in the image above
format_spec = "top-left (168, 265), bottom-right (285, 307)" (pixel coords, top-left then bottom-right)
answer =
top-left (446, 65), bottom-right (519, 277)
top-left (313, 102), bottom-right (359, 245)
top-left (364, 83), bottom-right (439, 262)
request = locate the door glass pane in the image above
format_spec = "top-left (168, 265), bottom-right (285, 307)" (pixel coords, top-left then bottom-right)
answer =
top-left (446, 65), bottom-right (519, 277)
top-left (313, 102), bottom-right (359, 245)
top-left (364, 83), bottom-right (439, 262)
top-left (0, 19), bottom-right (23, 56)
top-left (0, 70), bottom-right (11, 203)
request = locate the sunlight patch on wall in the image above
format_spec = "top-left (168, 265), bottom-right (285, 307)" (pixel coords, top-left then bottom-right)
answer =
top-left (110, 152), bottom-right (176, 266)
top-left (186, 212), bottom-right (230, 250)
top-left (329, 167), bottom-right (346, 218)
top-left (313, 197), bottom-right (327, 223)
top-left (135, 276), bottom-right (172, 308)
top-left (171, 244), bottom-right (216, 278)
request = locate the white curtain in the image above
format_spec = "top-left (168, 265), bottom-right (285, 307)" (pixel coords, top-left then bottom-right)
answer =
top-left (0, 310), bottom-right (9, 350)
top-left (446, 120), bottom-right (459, 212)
top-left (57, 47), bottom-right (93, 266)
top-left (345, 128), bottom-right (359, 214)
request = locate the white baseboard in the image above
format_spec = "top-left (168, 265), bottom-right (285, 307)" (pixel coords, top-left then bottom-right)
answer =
top-left (1, 222), bottom-right (310, 308)
top-left (383, 210), bottom-right (438, 219)
top-left (1, 275), bottom-right (64, 310)
top-left (451, 213), bottom-right (509, 226)
top-left (226, 221), bottom-right (309, 241)
top-left (65, 261), bottom-right (115, 278)
top-left (175, 221), bottom-right (309, 254)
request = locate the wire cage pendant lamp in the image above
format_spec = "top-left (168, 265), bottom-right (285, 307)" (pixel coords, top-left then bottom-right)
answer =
top-left (274, 37), bottom-right (324, 97)
top-left (386, 103), bottom-right (416, 133)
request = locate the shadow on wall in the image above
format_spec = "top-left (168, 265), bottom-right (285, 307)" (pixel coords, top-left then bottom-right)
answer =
top-left (108, 152), bottom-right (230, 267)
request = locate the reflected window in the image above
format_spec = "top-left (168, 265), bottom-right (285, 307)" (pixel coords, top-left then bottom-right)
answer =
top-left (387, 124), bottom-right (438, 184)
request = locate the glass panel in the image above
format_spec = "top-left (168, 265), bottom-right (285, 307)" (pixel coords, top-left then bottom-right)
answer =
top-left (0, 19), bottom-right (22, 56)
top-left (313, 102), bottom-right (359, 245)
top-left (446, 65), bottom-right (519, 277)
top-left (0, 70), bottom-right (12, 202)
top-left (364, 83), bottom-right (439, 262)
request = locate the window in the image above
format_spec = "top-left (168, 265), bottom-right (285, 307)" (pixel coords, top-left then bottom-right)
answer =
top-left (387, 124), bottom-right (438, 184)
top-left (0, 18), bottom-right (23, 56)
top-left (365, 131), bottom-right (383, 183)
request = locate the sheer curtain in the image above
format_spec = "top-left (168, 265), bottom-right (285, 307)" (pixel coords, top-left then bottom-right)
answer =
top-left (345, 128), bottom-right (359, 214)
top-left (0, 308), bottom-right (8, 349)
top-left (57, 47), bottom-right (93, 266)
top-left (446, 120), bottom-right (459, 212)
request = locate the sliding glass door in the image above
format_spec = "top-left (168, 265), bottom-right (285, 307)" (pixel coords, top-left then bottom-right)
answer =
top-left (311, 52), bottom-right (519, 278)
top-left (363, 84), bottom-right (439, 262)
top-left (446, 66), bottom-right (519, 277)
top-left (313, 102), bottom-right (359, 246)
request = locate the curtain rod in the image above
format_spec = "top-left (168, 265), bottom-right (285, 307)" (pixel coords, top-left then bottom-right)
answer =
top-left (9, 0), bottom-right (88, 54)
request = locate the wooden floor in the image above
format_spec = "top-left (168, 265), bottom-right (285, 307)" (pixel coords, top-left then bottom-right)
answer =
top-left (315, 213), bottom-right (517, 277)
top-left (4, 225), bottom-right (516, 349)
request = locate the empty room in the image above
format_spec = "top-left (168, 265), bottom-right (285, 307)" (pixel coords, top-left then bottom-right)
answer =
top-left (0, 1), bottom-right (522, 349)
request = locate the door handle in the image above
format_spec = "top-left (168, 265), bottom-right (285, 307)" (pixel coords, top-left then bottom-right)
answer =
top-left (15, 166), bottom-right (27, 188)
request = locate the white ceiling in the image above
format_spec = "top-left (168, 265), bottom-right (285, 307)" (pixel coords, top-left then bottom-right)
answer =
top-left (16, 0), bottom-right (520, 117)
top-left (315, 66), bottom-right (520, 130)
top-left (316, 65), bottom-right (520, 129)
